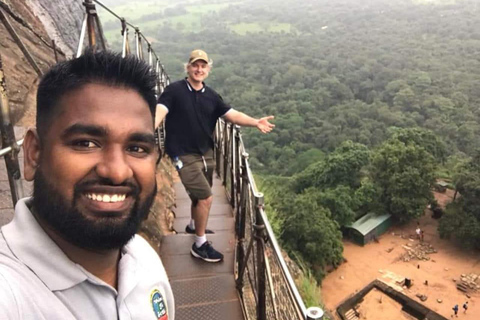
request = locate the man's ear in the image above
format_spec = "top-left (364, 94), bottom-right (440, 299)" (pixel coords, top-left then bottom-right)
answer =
top-left (23, 129), bottom-right (41, 181)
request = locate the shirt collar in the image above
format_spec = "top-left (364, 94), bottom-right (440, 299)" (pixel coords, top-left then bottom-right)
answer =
top-left (1, 198), bottom-right (89, 291)
top-left (184, 78), bottom-right (206, 93)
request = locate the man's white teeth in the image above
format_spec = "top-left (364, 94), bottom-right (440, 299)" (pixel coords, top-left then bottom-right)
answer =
top-left (86, 193), bottom-right (126, 203)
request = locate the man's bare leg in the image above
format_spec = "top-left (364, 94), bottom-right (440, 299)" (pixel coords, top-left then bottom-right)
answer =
top-left (192, 196), bottom-right (213, 237)
top-left (190, 195), bottom-right (224, 262)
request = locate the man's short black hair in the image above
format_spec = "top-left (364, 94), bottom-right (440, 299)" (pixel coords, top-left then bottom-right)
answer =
top-left (36, 50), bottom-right (157, 138)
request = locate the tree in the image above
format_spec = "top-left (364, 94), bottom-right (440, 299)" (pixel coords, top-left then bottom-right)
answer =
top-left (354, 179), bottom-right (381, 218)
top-left (440, 152), bottom-right (480, 248)
top-left (371, 138), bottom-right (436, 222)
top-left (294, 140), bottom-right (370, 192)
top-left (281, 193), bottom-right (343, 282)
top-left (388, 127), bottom-right (447, 163)
top-left (302, 186), bottom-right (357, 227)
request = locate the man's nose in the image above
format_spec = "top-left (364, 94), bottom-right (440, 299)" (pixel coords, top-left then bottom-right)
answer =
top-left (95, 146), bottom-right (133, 184)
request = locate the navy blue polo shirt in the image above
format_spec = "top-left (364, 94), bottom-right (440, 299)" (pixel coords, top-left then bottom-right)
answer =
top-left (158, 79), bottom-right (231, 157)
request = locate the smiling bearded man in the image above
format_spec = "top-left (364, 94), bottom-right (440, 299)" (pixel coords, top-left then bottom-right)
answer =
top-left (0, 50), bottom-right (174, 320)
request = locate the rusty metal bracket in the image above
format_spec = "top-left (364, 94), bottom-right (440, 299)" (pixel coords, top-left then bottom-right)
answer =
top-left (0, 55), bottom-right (24, 205)
top-left (0, 7), bottom-right (43, 76)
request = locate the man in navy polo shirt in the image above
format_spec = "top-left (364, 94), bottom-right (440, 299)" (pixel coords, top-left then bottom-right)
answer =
top-left (156, 49), bottom-right (274, 262)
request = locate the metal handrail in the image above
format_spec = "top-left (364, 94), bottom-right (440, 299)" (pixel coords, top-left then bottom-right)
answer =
top-left (91, 0), bottom-right (170, 84)
top-left (214, 120), bottom-right (323, 320)
top-left (0, 139), bottom-right (23, 157)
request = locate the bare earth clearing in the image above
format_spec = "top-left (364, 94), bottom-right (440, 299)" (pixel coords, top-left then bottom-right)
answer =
top-left (322, 190), bottom-right (480, 319)
top-left (356, 289), bottom-right (416, 320)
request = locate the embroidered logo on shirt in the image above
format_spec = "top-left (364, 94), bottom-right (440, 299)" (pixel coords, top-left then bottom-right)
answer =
top-left (151, 289), bottom-right (168, 320)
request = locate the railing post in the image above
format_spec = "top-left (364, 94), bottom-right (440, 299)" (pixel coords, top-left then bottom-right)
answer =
top-left (229, 124), bottom-right (235, 207)
top-left (93, 8), bottom-right (107, 51)
top-left (306, 307), bottom-right (324, 320)
top-left (255, 194), bottom-right (267, 320)
top-left (155, 60), bottom-right (161, 95)
top-left (234, 127), bottom-right (241, 207)
top-left (222, 121), bottom-right (228, 184)
top-left (76, 14), bottom-right (88, 58)
top-left (83, 0), bottom-right (97, 48)
top-left (235, 152), bottom-right (249, 291)
top-left (0, 55), bottom-right (23, 205)
top-left (121, 18), bottom-right (130, 58)
top-left (135, 28), bottom-right (143, 59)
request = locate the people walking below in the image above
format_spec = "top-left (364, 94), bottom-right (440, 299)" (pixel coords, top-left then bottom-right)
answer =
top-left (416, 226), bottom-right (421, 240)
top-left (453, 304), bottom-right (459, 317)
top-left (463, 301), bottom-right (468, 313)
top-left (156, 49), bottom-right (275, 263)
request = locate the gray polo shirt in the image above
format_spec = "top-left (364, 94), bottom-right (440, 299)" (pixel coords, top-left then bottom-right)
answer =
top-left (0, 198), bottom-right (175, 320)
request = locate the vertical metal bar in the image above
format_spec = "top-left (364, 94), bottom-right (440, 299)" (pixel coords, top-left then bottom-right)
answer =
top-left (135, 29), bottom-right (143, 59)
top-left (94, 14), bottom-right (107, 50)
top-left (223, 122), bottom-right (228, 184)
top-left (83, 0), bottom-right (97, 48)
top-left (214, 124), bottom-right (220, 171)
top-left (229, 124), bottom-right (235, 207)
top-left (264, 253), bottom-right (279, 320)
top-left (0, 8), bottom-right (43, 76)
top-left (216, 122), bottom-right (223, 178)
top-left (76, 14), bottom-right (88, 58)
top-left (235, 152), bottom-right (249, 291)
top-left (234, 128), bottom-right (242, 208)
top-left (255, 194), bottom-right (266, 320)
top-left (148, 46), bottom-right (153, 67)
top-left (121, 19), bottom-right (129, 58)
top-left (134, 29), bottom-right (140, 58)
top-left (138, 36), bottom-right (143, 59)
top-left (0, 55), bottom-right (23, 205)
top-left (155, 60), bottom-right (160, 95)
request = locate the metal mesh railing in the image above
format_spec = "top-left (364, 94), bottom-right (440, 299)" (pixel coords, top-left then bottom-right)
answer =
top-left (214, 120), bottom-right (323, 320)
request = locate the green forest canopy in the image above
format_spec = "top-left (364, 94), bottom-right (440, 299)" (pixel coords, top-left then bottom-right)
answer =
top-left (101, 0), bottom-right (480, 175)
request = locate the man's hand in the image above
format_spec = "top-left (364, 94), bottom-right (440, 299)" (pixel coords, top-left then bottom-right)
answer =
top-left (256, 116), bottom-right (275, 133)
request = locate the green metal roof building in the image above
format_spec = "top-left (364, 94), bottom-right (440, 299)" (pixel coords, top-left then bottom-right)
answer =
top-left (346, 213), bottom-right (393, 246)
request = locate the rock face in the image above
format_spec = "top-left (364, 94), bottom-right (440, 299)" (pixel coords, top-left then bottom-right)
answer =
top-left (26, 0), bottom-right (84, 56)
top-left (0, 0), bottom-right (60, 125)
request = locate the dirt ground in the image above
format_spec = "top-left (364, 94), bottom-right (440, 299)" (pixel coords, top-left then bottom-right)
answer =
top-left (322, 190), bottom-right (480, 319)
top-left (356, 289), bottom-right (416, 320)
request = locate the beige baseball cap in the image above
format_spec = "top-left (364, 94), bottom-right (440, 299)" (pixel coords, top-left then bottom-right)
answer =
top-left (188, 49), bottom-right (209, 64)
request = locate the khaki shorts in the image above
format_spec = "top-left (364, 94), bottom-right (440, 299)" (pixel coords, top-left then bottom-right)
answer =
top-left (177, 149), bottom-right (215, 200)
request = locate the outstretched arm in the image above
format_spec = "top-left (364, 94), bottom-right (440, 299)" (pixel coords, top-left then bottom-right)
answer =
top-left (155, 104), bottom-right (169, 129)
top-left (223, 109), bottom-right (275, 133)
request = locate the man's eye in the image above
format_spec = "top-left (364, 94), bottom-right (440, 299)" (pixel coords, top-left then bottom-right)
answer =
top-left (128, 146), bottom-right (149, 154)
top-left (72, 140), bottom-right (98, 148)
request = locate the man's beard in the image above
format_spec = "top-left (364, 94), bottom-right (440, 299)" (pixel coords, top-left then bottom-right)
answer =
top-left (32, 170), bottom-right (156, 251)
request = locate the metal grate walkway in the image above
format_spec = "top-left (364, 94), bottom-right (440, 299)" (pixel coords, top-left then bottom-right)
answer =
top-left (160, 176), bottom-right (244, 320)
